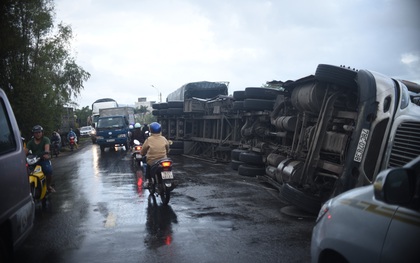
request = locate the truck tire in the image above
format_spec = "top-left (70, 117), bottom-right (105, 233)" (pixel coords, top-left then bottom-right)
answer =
top-left (238, 164), bottom-right (266, 177)
top-left (245, 87), bottom-right (281, 100)
top-left (231, 159), bottom-right (244, 170)
top-left (233, 90), bottom-right (246, 101)
top-left (239, 151), bottom-right (265, 165)
top-left (167, 101), bottom-right (184, 108)
top-left (231, 149), bottom-right (247, 161)
top-left (232, 101), bottom-right (245, 111)
top-left (244, 99), bottom-right (275, 111)
top-left (279, 183), bottom-right (322, 215)
top-left (315, 64), bottom-right (358, 88)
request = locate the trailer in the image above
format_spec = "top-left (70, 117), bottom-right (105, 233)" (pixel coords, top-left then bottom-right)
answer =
top-left (153, 64), bottom-right (420, 214)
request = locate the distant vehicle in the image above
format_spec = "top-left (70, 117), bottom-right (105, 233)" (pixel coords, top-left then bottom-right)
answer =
top-left (80, 126), bottom-right (95, 137)
top-left (99, 106), bottom-right (135, 125)
top-left (91, 98), bottom-right (118, 128)
top-left (311, 155), bottom-right (420, 263)
top-left (96, 111), bottom-right (131, 152)
top-left (0, 88), bottom-right (35, 261)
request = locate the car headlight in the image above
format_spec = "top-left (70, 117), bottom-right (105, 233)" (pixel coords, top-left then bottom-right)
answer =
top-left (316, 199), bottom-right (333, 222)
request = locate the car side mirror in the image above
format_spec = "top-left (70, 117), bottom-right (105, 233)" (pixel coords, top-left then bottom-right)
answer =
top-left (374, 168), bottom-right (415, 205)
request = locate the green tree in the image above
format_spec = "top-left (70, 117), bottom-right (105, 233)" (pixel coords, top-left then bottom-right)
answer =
top-left (0, 0), bottom-right (90, 139)
top-left (75, 106), bottom-right (92, 127)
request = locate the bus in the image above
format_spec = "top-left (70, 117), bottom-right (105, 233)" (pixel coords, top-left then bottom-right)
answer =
top-left (90, 98), bottom-right (118, 127)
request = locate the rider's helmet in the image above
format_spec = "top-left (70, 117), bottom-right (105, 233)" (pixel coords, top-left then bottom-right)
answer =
top-left (129, 124), bottom-right (134, 129)
top-left (134, 123), bottom-right (141, 128)
top-left (149, 122), bottom-right (161, 134)
top-left (32, 125), bottom-right (43, 133)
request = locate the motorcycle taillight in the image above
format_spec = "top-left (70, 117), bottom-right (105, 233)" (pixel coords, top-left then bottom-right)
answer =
top-left (161, 161), bottom-right (172, 168)
top-left (135, 146), bottom-right (142, 151)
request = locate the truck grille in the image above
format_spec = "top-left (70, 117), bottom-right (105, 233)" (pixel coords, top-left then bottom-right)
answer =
top-left (388, 121), bottom-right (420, 167)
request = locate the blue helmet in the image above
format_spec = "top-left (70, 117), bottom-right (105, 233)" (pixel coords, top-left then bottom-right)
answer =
top-left (149, 122), bottom-right (161, 134)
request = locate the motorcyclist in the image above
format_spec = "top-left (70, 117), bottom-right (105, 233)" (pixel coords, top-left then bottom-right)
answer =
top-left (25, 125), bottom-right (55, 192)
top-left (132, 122), bottom-right (145, 145)
top-left (140, 122), bottom-right (170, 188)
top-left (142, 123), bottom-right (150, 140)
top-left (51, 130), bottom-right (61, 153)
top-left (67, 128), bottom-right (78, 148)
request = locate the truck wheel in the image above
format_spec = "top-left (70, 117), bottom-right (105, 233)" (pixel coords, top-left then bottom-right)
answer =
top-left (239, 151), bottom-right (265, 165)
top-left (233, 90), bottom-right (246, 101)
top-left (244, 99), bottom-right (275, 111)
top-left (230, 159), bottom-right (244, 170)
top-left (238, 164), bottom-right (266, 177)
top-left (315, 64), bottom-right (358, 88)
top-left (279, 183), bottom-right (322, 215)
top-left (231, 149), bottom-right (247, 161)
top-left (245, 87), bottom-right (282, 100)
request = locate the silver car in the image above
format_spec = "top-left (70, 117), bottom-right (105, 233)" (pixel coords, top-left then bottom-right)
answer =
top-left (311, 156), bottom-right (420, 263)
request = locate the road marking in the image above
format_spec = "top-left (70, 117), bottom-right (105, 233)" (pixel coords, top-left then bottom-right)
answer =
top-left (105, 212), bottom-right (116, 228)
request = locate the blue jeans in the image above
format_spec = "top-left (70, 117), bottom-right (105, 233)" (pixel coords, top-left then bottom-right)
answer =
top-left (40, 160), bottom-right (52, 176)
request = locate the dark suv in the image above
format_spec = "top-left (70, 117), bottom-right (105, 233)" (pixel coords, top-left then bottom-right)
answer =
top-left (0, 88), bottom-right (35, 261)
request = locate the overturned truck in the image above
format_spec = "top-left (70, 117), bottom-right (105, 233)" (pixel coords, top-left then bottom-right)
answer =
top-left (153, 64), bottom-right (420, 214)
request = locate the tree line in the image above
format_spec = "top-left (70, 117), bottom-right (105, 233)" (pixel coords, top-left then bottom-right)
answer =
top-left (0, 0), bottom-right (90, 139)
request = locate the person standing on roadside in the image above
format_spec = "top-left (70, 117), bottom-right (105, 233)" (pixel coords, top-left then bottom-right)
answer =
top-left (25, 125), bottom-right (55, 192)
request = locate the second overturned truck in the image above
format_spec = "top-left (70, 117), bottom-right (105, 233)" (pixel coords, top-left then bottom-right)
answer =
top-left (154, 64), bottom-right (420, 214)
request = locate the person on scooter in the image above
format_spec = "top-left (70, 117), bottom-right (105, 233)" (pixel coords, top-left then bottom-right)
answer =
top-left (142, 123), bottom-right (150, 139)
top-left (140, 122), bottom-right (170, 188)
top-left (132, 122), bottom-right (145, 145)
top-left (25, 125), bottom-right (55, 192)
top-left (67, 128), bottom-right (78, 149)
top-left (51, 130), bottom-right (61, 153)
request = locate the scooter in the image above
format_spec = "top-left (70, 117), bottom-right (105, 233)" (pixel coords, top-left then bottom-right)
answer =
top-left (132, 139), bottom-right (143, 168)
top-left (148, 158), bottom-right (176, 205)
top-left (26, 152), bottom-right (48, 207)
top-left (69, 136), bottom-right (76, 151)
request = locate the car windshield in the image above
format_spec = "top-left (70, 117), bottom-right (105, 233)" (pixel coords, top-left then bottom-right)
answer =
top-left (97, 117), bottom-right (124, 128)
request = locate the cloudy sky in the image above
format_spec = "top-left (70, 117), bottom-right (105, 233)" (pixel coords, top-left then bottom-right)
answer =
top-left (54, 0), bottom-right (420, 108)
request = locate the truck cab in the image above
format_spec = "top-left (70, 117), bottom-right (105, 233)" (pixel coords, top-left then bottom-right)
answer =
top-left (95, 115), bottom-right (130, 151)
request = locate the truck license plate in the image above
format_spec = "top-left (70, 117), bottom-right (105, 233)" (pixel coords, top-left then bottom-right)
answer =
top-left (161, 171), bottom-right (173, 179)
top-left (106, 139), bottom-right (115, 142)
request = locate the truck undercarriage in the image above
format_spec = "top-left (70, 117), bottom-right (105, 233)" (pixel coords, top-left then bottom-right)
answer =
top-left (155, 64), bottom-right (420, 214)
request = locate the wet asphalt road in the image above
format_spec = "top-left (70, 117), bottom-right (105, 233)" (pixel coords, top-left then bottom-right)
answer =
top-left (15, 139), bottom-right (315, 263)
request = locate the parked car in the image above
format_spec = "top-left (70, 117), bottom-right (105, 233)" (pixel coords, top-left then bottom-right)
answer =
top-left (80, 126), bottom-right (95, 137)
top-left (0, 88), bottom-right (35, 261)
top-left (311, 155), bottom-right (420, 263)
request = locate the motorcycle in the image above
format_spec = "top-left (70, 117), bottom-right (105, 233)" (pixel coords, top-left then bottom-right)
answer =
top-left (148, 158), bottom-right (176, 205)
top-left (132, 139), bottom-right (143, 168)
top-left (52, 140), bottom-right (60, 157)
top-left (26, 152), bottom-right (48, 207)
top-left (69, 136), bottom-right (76, 151)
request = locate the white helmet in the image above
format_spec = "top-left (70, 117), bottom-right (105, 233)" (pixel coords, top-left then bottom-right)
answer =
top-left (134, 123), bottom-right (141, 128)
top-left (129, 124), bottom-right (134, 129)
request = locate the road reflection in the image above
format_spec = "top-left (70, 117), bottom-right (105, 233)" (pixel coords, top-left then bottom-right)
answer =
top-left (144, 196), bottom-right (178, 249)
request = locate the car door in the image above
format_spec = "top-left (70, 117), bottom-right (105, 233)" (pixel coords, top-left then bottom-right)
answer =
top-left (380, 206), bottom-right (420, 263)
